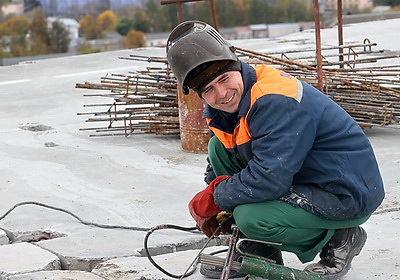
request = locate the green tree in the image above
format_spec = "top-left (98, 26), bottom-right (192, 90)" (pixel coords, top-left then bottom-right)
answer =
top-left (49, 20), bottom-right (70, 53)
top-left (247, 0), bottom-right (274, 24)
top-left (163, 4), bottom-right (180, 30)
top-left (215, 0), bottom-right (241, 27)
top-left (116, 17), bottom-right (135, 36)
top-left (170, 0), bottom-right (313, 28)
top-left (29, 13), bottom-right (50, 55)
top-left (373, 0), bottom-right (400, 6)
top-left (276, 0), bottom-right (313, 22)
top-left (132, 7), bottom-right (151, 32)
top-left (188, 1), bottom-right (213, 23)
top-left (145, 0), bottom-right (171, 32)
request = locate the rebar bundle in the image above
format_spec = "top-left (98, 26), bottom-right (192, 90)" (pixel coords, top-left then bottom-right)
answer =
top-left (77, 39), bottom-right (400, 137)
top-left (77, 66), bottom-right (179, 137)
top-left (236, 42), bottom-right (400, 128)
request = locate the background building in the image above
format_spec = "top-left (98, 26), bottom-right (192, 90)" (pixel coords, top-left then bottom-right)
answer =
top-left (319, 0), bottom-right (373, 12)
top-left (23, 0), bottom-right (142, 16)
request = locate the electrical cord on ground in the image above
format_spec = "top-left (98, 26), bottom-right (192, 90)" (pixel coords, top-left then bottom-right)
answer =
top-left (143, 224), bottom-right (200, 278)
top-left (0, 201), bottom-right (152, 231)
top-left (0, 201), bottom-right (204, 278)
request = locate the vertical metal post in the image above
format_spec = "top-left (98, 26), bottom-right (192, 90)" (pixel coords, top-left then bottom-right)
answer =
top-left (176, 1), bottom-right (184, 23)
top-left (160, 0), bottom-right (219, 29)
top-left (313, 0), bottom-right (324, 92)
top-left (209, 0), bottom-right (219, 31)
top-left (337, 0), bottom-right (344, 68)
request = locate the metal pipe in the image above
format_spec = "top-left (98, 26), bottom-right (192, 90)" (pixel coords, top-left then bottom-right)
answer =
top-left (337, 0), bottom-right (344, 68)
top-left (313, 0), bottom-right (324, 91)
top-left (241, 255), bottom-right (323, 280)
top-left (209, 0), bottom-right (219, 31)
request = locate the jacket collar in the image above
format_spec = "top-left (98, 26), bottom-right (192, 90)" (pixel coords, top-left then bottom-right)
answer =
top-left (238, 62), bottom-right (256, 117)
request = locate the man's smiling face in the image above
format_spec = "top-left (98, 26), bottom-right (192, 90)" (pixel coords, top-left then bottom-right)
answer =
top-left (200, 71), bottom-right (244, 113)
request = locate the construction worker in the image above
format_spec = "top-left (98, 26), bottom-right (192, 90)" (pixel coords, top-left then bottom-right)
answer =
top-left (166, 20), bottom-right (385, 279)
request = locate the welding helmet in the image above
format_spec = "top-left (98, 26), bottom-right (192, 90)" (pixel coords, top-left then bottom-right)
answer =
top-left (166, 20), bottom-right (240, 95)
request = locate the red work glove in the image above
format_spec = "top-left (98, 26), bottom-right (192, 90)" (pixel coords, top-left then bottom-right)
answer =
top-left (188, 175), bottom-right (231, 238)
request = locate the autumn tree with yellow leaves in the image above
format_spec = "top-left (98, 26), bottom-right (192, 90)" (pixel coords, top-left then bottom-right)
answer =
top-left (96, 10), bottom-right (118, 31)
top-left (79, 14), bottom-right (102, 40)
top-left (125, 29), bottom-right (145, 49)
top-left (79, 10), bottom-right (118, 40)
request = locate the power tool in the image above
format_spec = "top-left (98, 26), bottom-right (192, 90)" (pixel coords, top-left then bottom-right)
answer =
top-left (199, 224), bottom-right (323, 280)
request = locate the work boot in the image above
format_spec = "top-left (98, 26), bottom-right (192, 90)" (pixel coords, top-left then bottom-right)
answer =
top-left (304, 226), bottom-right (367, 279)
top-left (200, 241), bottom-right (284, 279)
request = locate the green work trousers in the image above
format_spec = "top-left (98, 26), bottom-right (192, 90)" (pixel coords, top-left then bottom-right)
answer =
top-left (207, 136), bottom-right (369, 263)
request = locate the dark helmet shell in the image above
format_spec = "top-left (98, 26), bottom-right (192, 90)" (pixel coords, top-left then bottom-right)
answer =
top-left (166, 20), bottom-right (238, 94)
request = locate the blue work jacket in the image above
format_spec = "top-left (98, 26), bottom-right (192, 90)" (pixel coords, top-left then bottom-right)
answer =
top-left (203, 62), bottom-right (385, 221)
